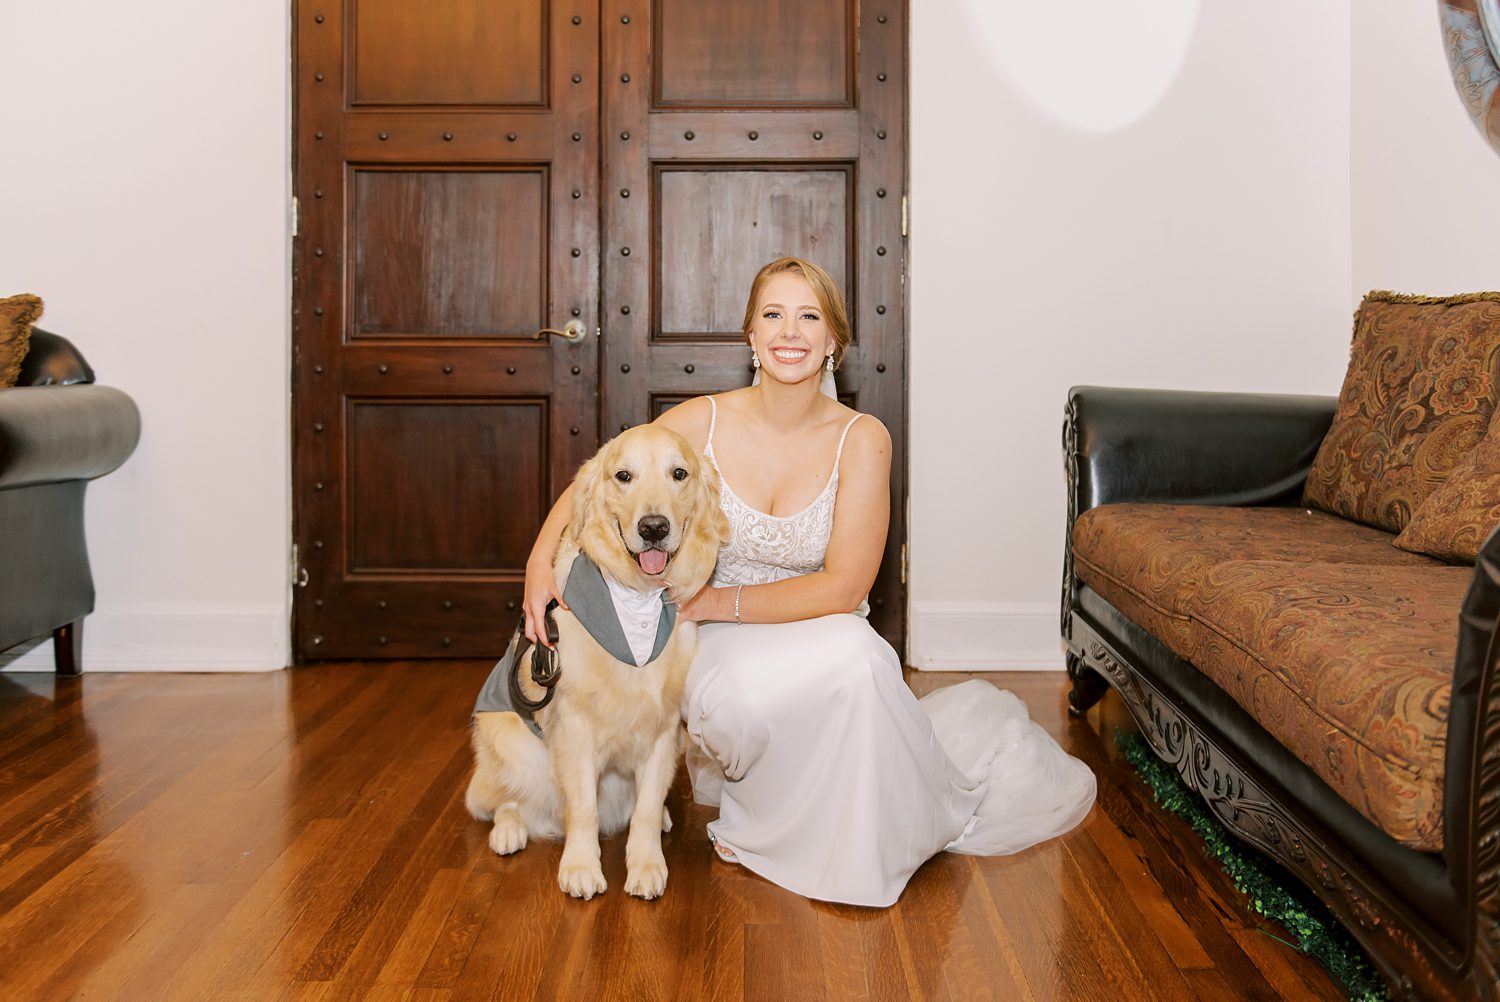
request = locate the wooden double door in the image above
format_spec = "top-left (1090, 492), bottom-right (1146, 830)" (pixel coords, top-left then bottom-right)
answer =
top-left (292, 0), bottom-right (908, 660)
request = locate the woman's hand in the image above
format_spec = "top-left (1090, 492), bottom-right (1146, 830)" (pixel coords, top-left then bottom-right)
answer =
top-left (523, 555), bottom-right (569, 647)
top-left (676, 584), bottom-right (724, 623)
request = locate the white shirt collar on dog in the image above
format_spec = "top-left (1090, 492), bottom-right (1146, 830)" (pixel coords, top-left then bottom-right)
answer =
top-left (603, 572), bottom-right (667, 667)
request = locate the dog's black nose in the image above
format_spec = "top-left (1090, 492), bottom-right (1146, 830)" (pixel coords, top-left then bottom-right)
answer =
top-left (638, 515), bottom-right (670, 543)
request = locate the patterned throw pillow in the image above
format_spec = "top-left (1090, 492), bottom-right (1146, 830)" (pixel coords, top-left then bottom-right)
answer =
top-left (0, 293), bottom-right (43, 388)
top-left (1394, 407), bottom-right (1500, 563)
top-left (1302, 291), bottom-right (1500, 534)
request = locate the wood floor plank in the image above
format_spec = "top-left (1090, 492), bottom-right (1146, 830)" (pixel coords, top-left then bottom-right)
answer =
top-left (850, 909), bottom-right (899, 1001)
top-left (373, 867), bottom-right (470, 988)
top-left (445, 824), bottom-right (565, 1000)
top-left (157, 818), bottom-right (345, 1000)
top-left (688, 856), bottom-right (750, 1002)
top-left (1228, 925), bottom-right (1349, 1002)
top-left (747, 884), bottom-right (827, 1001)
top-left (299, 742), bottom-right (476, 982)
top-left (0, 663), bottom-right (1352, 1001)
top-left (1087, 741), bottom-right (1290, 1000)
top-left (955, 855), bottom-right (1036, 1002)
top-left (415, 855), bottom-right (508, 991)
top-left (1059, 814), bottom-right (1198, 1001)
top-left (816, 903), bottom-right (873, 1001)
top-left (1082, 801), bottom-right (1216, 970)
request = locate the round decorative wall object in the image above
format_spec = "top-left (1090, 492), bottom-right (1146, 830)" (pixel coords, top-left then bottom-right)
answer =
top-left (1440, 0), bottom-right (1500, 155)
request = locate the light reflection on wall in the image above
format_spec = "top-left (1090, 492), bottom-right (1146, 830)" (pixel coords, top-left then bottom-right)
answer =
top-left (952, 0), bottom-right (1202, 133)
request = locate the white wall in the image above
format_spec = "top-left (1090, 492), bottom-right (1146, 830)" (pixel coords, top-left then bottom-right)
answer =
top-left (1351, 0), bottom-right (1500, 296)
top-left (908, 2), bottom-right (1356, 668)
top-left (0, 2), bottom-right (292, 670)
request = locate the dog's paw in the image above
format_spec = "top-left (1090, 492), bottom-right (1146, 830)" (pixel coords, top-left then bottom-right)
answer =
top-left (661, 806), bottom-right (673, 833)
top-left (558, 859), bottom-right (607, 899)
top-left (625, 858), bottom-right (668, 900)
top-left (489, 814), bottom-right (528, 855)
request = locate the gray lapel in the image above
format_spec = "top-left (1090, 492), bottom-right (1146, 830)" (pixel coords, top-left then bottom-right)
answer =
top-left (562, 552), bottom-right (676, 666)
top-left (563, 553), bottom-right (638, 666)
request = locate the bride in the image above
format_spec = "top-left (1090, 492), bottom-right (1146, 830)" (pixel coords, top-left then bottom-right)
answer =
top-left (523, 257), bottom-right (1096, 907)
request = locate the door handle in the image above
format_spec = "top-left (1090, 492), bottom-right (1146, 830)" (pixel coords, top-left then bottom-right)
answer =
top-left (535, 319), bottom-right (587, 344)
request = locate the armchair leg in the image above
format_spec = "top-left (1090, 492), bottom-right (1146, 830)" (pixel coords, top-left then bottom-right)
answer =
top-left (54, 620), bottom-right (83, 677)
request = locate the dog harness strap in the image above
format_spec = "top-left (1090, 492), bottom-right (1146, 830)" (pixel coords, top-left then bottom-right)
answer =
top-left (474, 625), bottom-right (547, 737)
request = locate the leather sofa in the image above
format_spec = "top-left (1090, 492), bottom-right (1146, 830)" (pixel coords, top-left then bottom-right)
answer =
top-left (0, 329), bottom-right (141, 673)
top-left (1062, 385), bottom-right (1500, 1001)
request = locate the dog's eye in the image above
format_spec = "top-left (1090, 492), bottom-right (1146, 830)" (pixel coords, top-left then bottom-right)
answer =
top-left (614, 470), bottom-right (631, 483)
top-left (673, 467), bottom-right (688, 481)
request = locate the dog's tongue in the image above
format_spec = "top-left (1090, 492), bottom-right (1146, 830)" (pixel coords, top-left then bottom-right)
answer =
top-left (639, 548), bottom-right (668, 575)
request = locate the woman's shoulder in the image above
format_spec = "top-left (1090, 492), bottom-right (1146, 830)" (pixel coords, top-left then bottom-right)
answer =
top-left (835, 403), bottom-right (888, 438)
top-left (651, 394), bottom-right (715, 450)
top-left (838, 408), bottom-right (892, 461)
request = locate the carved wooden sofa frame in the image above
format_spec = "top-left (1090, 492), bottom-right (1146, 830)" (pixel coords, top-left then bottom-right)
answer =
top-left (1062, 386), bottom-right (1500, 1001)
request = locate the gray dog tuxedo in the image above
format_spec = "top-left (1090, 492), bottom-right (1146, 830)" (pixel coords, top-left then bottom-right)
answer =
top-left (473, 552), bottom-right (677, 736)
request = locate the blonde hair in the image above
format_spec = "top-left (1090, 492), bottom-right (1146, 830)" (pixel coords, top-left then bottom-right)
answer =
top-left (741, 257), bottom-right (852, 370)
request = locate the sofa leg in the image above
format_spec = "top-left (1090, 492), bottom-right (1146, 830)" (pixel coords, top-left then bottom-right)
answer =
top-left (53, 620), bottom-right (83, 677)
top-left (1066, 649), bottom-right (1108, 716)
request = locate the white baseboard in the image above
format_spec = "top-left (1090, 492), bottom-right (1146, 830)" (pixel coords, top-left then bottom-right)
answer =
top-left (0, 606), bottom-right (290, 672)
top-left (909, 600), bottom-right (1065, 671)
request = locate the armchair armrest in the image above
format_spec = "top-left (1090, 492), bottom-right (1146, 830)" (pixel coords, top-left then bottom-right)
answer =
top-left (0, 385), bottom-right (142, 489)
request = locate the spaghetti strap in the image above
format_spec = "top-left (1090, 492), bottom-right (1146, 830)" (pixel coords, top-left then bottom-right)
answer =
top-left (832, 413), bottom-right (864, 470)
top-left (705, 395), bottom-right (718, 454)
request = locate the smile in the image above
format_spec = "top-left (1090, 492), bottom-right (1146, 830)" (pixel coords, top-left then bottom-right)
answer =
top-left (770, 347), bottom-right (810, 363)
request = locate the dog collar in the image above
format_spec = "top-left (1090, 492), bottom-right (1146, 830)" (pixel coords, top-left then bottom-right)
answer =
top-left (561, 552), bottom-right (676, 667)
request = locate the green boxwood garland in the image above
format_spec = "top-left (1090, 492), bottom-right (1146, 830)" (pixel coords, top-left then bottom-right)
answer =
top-left (1114, 729), bottom-right (1390, 1001)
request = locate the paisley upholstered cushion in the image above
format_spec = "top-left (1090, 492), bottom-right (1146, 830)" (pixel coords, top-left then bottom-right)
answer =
top-left (1186, 561), bottom-right (1468, 852)
top-left (1302, 291), bottom-right (1500, 534)
top-left (1071, 502), bottom-right (1460, 849)
top-left (0, 294), bottom-right (42, 388)
top-left (1395, 409), bottom-right (1500, 564)
top-left (1070, 504), bottom-right (1439, 660)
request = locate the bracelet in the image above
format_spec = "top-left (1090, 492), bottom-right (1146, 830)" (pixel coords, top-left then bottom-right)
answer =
top-left (734, 584), bottom-right (744, 624)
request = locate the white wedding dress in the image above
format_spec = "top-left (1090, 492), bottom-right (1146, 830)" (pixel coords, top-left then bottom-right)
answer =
top-left (683, 396), bottom-right (1097, 907)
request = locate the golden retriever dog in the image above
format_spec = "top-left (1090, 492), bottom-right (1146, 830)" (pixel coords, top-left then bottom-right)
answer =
top-left (466, 425), bottom-right (728, 899)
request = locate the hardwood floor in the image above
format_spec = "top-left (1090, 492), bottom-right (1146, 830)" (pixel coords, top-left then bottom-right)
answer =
top-left (0, 663), bottom-right (1345, 1001)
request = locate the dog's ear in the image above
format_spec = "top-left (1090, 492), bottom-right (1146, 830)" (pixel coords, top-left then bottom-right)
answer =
top-left (568, 449), bottom-right (605, 541)
top-left (696, 453), bottom-right (731, 546)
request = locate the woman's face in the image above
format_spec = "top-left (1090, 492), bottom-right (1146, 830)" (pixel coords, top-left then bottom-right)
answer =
top-left (747, 272), bottom-right (833, 385)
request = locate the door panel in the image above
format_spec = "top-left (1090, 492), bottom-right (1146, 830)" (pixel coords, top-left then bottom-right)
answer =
top-left (352, 0), bottom-right (547, 106)
top-left (345, 400), bottom-right (546, 572)
top-left (654, 166), bottom-right (852, 339)
top-left (351, 168), bottom-right (548, 337)
top-left (293, 0), bottom-right (598, 659)
top-left (653, 0), bottom-right (853, 107)
top-left (602, 0), bottom-right (908, 649)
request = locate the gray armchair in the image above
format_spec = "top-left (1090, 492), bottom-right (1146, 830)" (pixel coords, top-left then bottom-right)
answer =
top-left (0, 329), bottom-right (141, 673)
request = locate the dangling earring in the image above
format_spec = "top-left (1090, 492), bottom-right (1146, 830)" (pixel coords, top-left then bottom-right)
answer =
top-left (751, 347), bottom-right (761, 369)
top-left (825, 353), bottom-right (834, 372)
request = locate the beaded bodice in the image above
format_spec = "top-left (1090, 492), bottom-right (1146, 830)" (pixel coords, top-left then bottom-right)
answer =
top-left (703, 396), bottom-right (868, 616)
